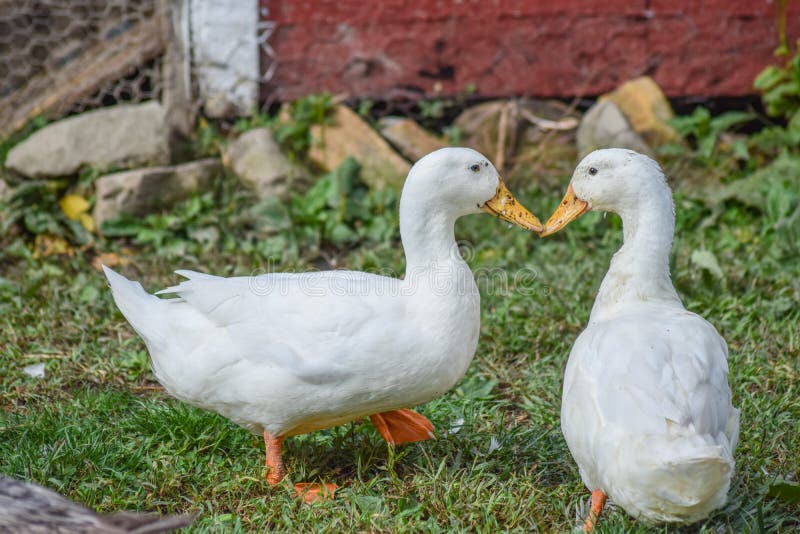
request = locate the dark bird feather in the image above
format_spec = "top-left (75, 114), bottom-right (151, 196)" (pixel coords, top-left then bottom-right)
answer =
top-left (0, 477), bottom-right (193, 533)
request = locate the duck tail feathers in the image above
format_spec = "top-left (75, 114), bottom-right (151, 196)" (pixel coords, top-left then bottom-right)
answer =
top-left (653, 446), bottom-right (734, 518)
top-left (102, 265), bottom-right (169, 347)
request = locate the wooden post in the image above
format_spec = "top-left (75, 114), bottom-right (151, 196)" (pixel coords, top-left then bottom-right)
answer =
top-left (160, 0), bottom-right (195, 143)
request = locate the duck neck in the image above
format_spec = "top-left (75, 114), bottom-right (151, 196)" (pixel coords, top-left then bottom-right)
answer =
top-left (400, 195), bottom-right (462, 269)
top-left (590, 183), bottom-right (682, 322)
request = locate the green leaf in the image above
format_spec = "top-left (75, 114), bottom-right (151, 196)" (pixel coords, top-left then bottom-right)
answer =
top-left (336, 157), bottom-right (361, 196)
top-left (669, 107), bottom-right (711, 138)
top-left (135, 228), bottom-right (167, 247)
top-left (100, 216), bottom-right (142, 237)
top-left (791, 53), bottom-right (800, 86)
top-left (329, 222), bottom-right (357, 245)
top-left (362, 215), bottom-right (392, 243)
top-left (709, 111), bottom-right (754, 133)
top-left (0, 277), bottom-right (20, 298)
top-left (730, 139), bottom-right (750, 161)
top-left (762, 82), bottom-right (799, 117)
top-left (23, 211), bottom-right (61, 235)
top-left (353, 495), bottom-right (386, 515)
top-left (748, 125), bottom-right (800, 152)
top-left (768, 479), bottom-right (800, 504)
top-left (789, 109), bottom-right (800, 131)
top-left (301, 179), bottom-right (333, 216)
top-left (754, 65), bottom-right (787, 91)
top-left (258, 234), bottom-right (294, 261)
top-left (457, 375), bottom-right (499, 400)
top-left (765, 177), bottom-right (799, 225)
top-left (710, 155), bottom-right (800, 210)
top-left (697, 133), bottom-right (718, 161)
top-left (247, 197), bottom-right (292, 231)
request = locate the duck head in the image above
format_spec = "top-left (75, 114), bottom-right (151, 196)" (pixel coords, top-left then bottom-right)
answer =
top-left (540, 149), bottom-right (668, 236)
top-left (402, 147), bottom-right (543, 232)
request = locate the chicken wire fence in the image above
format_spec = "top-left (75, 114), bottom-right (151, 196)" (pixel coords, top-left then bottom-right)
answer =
top-left (0, 0), bottom-right (459, 140)
top-left (0, 0), bottom-right (165, 138)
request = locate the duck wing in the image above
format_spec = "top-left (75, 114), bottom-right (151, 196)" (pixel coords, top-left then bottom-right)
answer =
top-left (574, 308), bottom-right (734, 440)
top-left (153, 269), bottom-right (413, 385)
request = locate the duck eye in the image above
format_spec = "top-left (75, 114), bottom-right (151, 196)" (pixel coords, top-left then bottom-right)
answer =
top-left (469, 164), bottom-right (481, 173)
top-left (588, 167), bottom-right (598, 176)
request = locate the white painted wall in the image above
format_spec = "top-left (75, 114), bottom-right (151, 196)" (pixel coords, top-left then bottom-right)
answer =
top-left (190, 0), bottom-right (258, 117)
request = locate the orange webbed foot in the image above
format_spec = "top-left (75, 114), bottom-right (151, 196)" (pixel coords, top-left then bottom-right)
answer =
top-left (293, 482), bottom-right (338, 503)
top-left (369, 408), bottom-right (435, 446)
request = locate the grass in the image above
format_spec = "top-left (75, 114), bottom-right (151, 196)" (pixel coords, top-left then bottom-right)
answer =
top-left (1, 158), bottom-right (799, 532)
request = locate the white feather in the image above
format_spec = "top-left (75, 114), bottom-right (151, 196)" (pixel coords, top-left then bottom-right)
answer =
top-left (560, 149), bottom-right (739, 523)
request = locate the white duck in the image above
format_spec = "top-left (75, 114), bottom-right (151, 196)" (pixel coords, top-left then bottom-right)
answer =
top-left (541, 149), bottom-right (739, 530)
top-left (104, 147), bottom-right (542, 495)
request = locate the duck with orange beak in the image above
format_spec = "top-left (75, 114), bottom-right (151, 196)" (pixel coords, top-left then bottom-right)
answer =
top-left (541, 149), bottom-right (738, 531)
top-left (103, 148), bottom-right (543, 500)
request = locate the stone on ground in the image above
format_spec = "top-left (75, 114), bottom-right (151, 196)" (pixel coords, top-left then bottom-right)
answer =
top-left (454, 99), bottom-right (579, 167)
top-left (6, 102), bottom-right (169, 178)
top-left (93, 159), bottom-right (221, 227)
top-left (576, 100), bottom-right (652, 158)
top-left (453, 100), bottom-right (517, 161)
top-left (599, 76), bottom-right (681, 148)
top-left (224, 128), bottom-right (301, 199)
top-left (378, 117), bottom-right (447, 162)
top-left (309, 105), bottom-right (410, 189)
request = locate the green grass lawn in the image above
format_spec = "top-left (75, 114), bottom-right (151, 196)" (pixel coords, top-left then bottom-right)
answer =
top-left (1, 164), bottom-right (798, 532)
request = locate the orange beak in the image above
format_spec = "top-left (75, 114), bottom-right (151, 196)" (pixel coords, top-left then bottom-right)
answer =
top-left (481, 177), bottom-right (544, 232)
top-left (540, 184), bottom-right (590, 237)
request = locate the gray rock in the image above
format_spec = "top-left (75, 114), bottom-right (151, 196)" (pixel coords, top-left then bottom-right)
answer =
top-left (378, 117), bottom-right (447, 162)
top-left (93, 159), bottom-right (221, 227)
top-left (600, 76), bottom-right (681, 148)
top-left (0, 179), bottom-right (9, 200)
top-left (576, 100), bottom-right (653, 159)
top-left (6, 102), bottom-right (169, 178)
top-left (224, 128), bottom-right (297, 198)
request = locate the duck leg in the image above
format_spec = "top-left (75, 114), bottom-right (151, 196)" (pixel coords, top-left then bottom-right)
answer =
top-left (263, 432), bottom-right (285, 485)
top-left (369, 409), bottom-right (435, 446)
top-left (264, 431), bottom-right (338, 502)
top-left (583, 489), bottom-right (607, 532)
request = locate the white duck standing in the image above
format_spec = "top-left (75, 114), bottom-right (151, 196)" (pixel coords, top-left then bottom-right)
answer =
top-left (104, 147), bottom-right (542, 496)
top-left (541, 149), bottom-right (739, 530)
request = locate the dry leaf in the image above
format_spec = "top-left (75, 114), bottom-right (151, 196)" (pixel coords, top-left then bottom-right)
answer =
top-left (59, 194), bottom-right (90, 221)
top-left (33, 235), bottom-right (73, 258)
top-left (91, 251), bottom-right (130, 271)
top-left (79, 213), bottom-right (95, 232)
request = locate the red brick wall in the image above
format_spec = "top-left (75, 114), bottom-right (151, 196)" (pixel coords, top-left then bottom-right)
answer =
top-left (261, 1), bottom-right (800, 100)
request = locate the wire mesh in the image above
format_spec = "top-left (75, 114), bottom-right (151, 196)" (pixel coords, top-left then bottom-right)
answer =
top-left (0, 0), bottom-right (164, 138)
